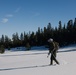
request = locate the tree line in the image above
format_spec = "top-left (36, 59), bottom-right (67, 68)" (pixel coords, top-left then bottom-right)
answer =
top-left (0, 18), bottom-right (76, 50)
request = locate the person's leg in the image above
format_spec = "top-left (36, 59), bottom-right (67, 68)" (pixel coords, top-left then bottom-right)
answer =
top-left (50, 55), bottom-right (53, 65)
top-left (53, 54), bottom-right (59, 65)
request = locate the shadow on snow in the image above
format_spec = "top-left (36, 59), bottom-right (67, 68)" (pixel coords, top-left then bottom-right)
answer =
top-left (0, 64), bottom-right (51, 71)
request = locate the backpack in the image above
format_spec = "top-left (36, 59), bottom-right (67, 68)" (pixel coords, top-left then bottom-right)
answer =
top-left (53, 41), bottom-right (59, 51)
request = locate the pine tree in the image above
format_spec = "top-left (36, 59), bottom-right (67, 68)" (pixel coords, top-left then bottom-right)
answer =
top-left (0, 45), bottom-right (5, 54)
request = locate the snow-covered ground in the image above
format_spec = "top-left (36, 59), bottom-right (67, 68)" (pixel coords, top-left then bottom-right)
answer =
top-left (0, 45), bottom-right (76, 75)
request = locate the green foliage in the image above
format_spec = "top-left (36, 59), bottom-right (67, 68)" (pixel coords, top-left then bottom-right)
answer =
top-left (26, 43), bottom-right (31, 50)
top-left (8, 46), bottom-right (11, 50)
top-left (0, 45), bottom-right (5, 54)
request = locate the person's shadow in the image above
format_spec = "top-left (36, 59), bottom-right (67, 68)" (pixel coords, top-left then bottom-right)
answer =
top-left (0, 64), bottom-right (50, 71)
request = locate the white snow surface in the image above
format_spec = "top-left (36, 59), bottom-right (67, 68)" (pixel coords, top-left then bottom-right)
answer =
top-left (0, 45), bottom-right (76, 75)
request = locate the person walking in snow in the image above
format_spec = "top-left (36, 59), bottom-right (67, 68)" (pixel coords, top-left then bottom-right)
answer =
top-left (47, 38), bottom-right (59, 65)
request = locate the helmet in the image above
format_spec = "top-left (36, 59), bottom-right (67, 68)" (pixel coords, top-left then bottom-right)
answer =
top-left (48, 38), bottom-right (53, 42)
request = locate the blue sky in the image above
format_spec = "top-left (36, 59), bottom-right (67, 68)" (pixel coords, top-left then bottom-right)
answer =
top-left (0, 0), bottom-right (76, 38)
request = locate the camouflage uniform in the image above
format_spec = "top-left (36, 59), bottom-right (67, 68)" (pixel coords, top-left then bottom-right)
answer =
top-left (48, 41), bottom-right (59, 65)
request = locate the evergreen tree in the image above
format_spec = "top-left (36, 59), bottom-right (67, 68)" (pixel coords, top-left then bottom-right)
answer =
top-left (12, 32), bottom-right (20, 47)
top-left (20, 33), bottom-right (24, 46)
top-left (5, 35), bottom-right (11, 48)
top-left (67, 20), bottom-right (73, 44)
top-left (25, 42), bottom-right (31, 50)
top-left (0, 45), bottom-right (5, 54)
top-left (73, 18), bottom-right (76, 43)
top-left (57, 21), bottom-right (63, 46)
top-left (1, 35), bottom-right (5, 45)
top-left (29, 32), bottom-right (35, 46)
top-left (36, 27), bottom-right (41, 46)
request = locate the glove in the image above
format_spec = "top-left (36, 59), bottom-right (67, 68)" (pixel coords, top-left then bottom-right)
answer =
top-left (47, 53), bottom-right (50, 58)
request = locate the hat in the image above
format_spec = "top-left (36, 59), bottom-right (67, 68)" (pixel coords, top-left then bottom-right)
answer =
top-left (48, 38), bottom-right (53, 42)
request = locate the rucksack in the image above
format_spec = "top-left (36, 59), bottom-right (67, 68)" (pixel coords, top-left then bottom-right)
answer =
top-left (53, 41), bottom-right (59, 51)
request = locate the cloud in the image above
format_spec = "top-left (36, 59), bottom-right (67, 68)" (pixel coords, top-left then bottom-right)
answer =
top-left (15, 7), bottom-right (21, 13)
top-left (0, 7), bottom-right (21, 24)
top-left (1, 18), bottom-right (8, 23)
top-left (1, 14), bottom-right (13, 24)
top-left (6, 14), bottom-right (13, 18)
